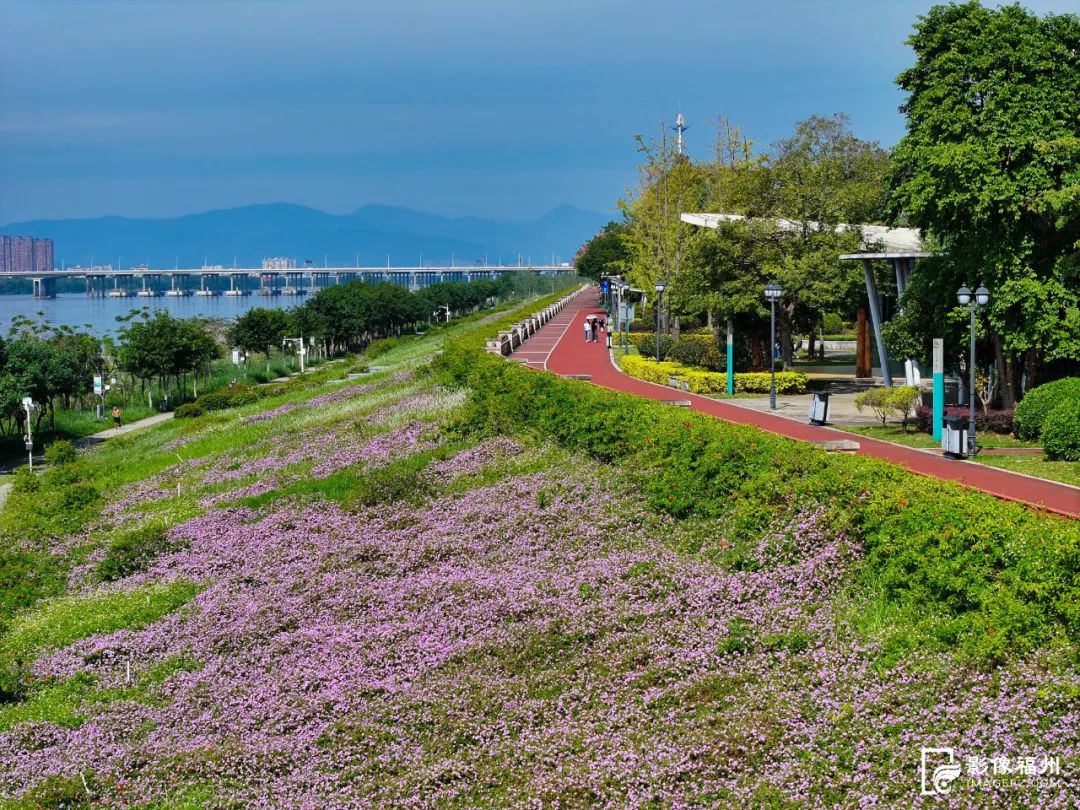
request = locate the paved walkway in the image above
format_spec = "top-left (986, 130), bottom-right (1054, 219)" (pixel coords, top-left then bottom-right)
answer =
top-left (76, 411), bottom-right (175, 445)
top-left (0, 411), bottom-right (175, 508)
top-left (510, 290), bottom-right (587, 371)
top-left (718, 391), bottom-right (890, 426)
top-left (530, 287), bottom-right (1078, 519)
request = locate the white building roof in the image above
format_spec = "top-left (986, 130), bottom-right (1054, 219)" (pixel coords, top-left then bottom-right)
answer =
top-left (680, 212), bottom-right (932, 258)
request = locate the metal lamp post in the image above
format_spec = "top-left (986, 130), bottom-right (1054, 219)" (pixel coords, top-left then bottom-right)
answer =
top-left (22, 397), bottom-right (34, 471)
top-left (957, 283), bottom-right (990, 455)
top-left (654, 279), bottom-right (667, 363)
top-left (764, 282), bottom-right (784, 410)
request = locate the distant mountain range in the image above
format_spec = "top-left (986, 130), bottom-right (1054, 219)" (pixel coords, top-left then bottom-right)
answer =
top-left (0, 203), bottom-right (612, 269)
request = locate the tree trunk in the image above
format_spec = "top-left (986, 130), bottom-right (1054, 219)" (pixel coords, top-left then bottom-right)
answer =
top-left (750, 336), bottom-right (765, 372)
top-left (1023, 348), bottom-right (1039, 398)
top-left (993, 335), bottom-right (1016, 410)
top-left (779, 309), bottom-right (794, 371)
top-left (807, 331), bottom-right (817, 360)
top-left (672, 315), bottom-right (681, 341)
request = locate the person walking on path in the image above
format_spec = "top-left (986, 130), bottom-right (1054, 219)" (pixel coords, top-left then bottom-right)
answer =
top-left (112, 406), bottom-right (122, 430)
top-left (584, 318), bottom-right (593, 344)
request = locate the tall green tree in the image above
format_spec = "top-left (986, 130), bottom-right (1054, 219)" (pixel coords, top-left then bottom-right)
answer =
top-left (174, 319), bottom-right (220, 396)
top-left (761, 114), bottom-right (888, 365)
top-left (229, 308), bottom-right (294, 372)
top-left (888, 1), bottom-right (1080, 405)
top-left (619, 127), bottom-right (714, 317)
top-left (659, 114), bottom-right (887, 367)
top-left (574, 222), bottom-right (629, 281)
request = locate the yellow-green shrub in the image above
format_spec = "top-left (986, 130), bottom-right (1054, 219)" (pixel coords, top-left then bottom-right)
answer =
top-left (620, 355), bottom-right (807, 395)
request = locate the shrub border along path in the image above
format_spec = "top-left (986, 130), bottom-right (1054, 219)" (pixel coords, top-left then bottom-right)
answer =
top-left (541, 287), bottom-right (1079, 518)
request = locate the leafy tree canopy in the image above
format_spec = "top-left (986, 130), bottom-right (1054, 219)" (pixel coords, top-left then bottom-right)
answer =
top-left (887, 1), bottom-right (1080, 398)
top-left (574, 222), bottom-right (629, 281)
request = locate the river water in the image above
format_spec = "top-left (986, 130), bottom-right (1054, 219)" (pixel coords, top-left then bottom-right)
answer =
top-left (0, 294), bottom-right (297, 337)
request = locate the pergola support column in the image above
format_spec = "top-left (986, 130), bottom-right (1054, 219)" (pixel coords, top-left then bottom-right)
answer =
top-left (862, 259), bottom-right (893, 388)
top-left (892, 257), bottom-right (922, 386)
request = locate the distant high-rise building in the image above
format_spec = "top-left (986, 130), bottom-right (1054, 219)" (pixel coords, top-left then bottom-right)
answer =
top-left (262, 257), bottom-right (297, 269)
top-left (32, 238), bottom-right (53, 272)
top-left (0, 236), bottom-right (54, 272)
top-left (9, 237), bottom-right (33, 273)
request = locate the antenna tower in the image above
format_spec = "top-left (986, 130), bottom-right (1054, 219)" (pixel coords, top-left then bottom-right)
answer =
top-left (673, 113), bottom-right (687, 155)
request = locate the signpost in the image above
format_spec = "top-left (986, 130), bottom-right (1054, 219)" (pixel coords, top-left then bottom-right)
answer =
top-left (282, 337), bottom-right (306, 373)
top-left (932, 338), bottom-right (944, 442)
top-left (94, 375), bottom-right (104, 418)
top-left (620, 302), bottom-right (634, 349)
top-left (726, 320), bottom-right (734, 396)
top-left (22, 397), bottom-right (34, 471)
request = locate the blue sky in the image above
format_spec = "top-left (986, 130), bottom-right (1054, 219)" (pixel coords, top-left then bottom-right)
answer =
top-left (1, 0), bottom-right (1074, 223)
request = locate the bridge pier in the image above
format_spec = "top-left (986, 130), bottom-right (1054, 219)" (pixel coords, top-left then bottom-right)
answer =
top-left (281, 271), bottom-right (305, 295)
top-left (31, 276), bottom-right (56, 299)
top-left (136, 274), bottom-right (160, 297)
top-left (165, 273), bottom-right (188, 296)
top-left (107, 275), bottom-right (129, 297)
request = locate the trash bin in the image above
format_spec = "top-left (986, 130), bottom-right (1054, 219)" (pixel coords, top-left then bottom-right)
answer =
top-left (808, 391), bottom-right (830, 425)
top-left (942, 415), bottom-right (967, 459)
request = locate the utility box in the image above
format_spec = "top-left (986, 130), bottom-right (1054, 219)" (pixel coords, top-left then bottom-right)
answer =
top-left (808, 391), bottom-right (830, 426)
top-left (942, 415), bottom-right (967, 459)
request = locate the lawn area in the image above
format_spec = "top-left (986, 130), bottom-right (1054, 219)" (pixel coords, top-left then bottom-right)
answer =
top-left (977, 453), bottom-right (1080, 488)
top-left (835, 423), bottom-right (1080, 488)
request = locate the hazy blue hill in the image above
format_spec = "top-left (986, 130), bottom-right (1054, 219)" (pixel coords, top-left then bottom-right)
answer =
top-left (1, 203), bottom-right (609, 269)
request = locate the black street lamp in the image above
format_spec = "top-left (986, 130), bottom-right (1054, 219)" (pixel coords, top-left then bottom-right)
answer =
top-left (764, 281), bottom-right (784, 410)
top-left (957, 283), bottom-right (990, 455)
top-left (654, 278), bottom-right (667, 363)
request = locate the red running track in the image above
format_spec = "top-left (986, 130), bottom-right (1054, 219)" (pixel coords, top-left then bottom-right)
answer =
top-left (524, 287), bottom-right (1079, 519)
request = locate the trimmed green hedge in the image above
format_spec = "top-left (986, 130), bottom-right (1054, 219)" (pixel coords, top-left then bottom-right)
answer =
top-left (437, 335), bottom-right (1080, 666)
top-left (1042, 399), bottom-right (1080, 461)
top-left (195, 384), bottom-right (262, 411)
top-left (1014, 377), bottom-right (1080, 440)
top-left (174, 403), bottom-right (205, 419)
top-left (630, 332), bottom-right (715, 348)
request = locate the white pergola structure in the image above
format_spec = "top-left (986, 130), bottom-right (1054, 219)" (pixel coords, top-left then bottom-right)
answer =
top-left (681, 212), bottom-right (933, 387)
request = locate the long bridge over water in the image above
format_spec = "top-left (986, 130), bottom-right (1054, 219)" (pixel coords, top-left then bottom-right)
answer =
top-left (2, 265), bottom-right (574, 299)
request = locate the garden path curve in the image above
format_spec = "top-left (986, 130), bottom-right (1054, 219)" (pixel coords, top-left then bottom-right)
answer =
top-left (532, 287), bottom-right (1079, 519)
